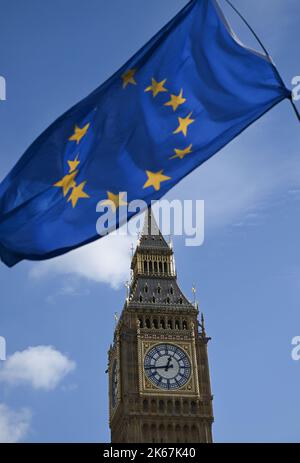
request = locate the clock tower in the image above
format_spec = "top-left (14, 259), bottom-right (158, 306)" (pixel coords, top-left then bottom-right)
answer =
top-left (108, 209), bottom-right (214, 443)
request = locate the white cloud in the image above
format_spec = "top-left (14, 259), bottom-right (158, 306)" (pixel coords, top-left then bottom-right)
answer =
top-left (30, 232), bottom-right (135, 289)
top-left (45, 277), bottom-right (91, 304)
top-left (0, 404), bottom-right (31, 443)
top-left (0, 346), bottom-right (75, 391)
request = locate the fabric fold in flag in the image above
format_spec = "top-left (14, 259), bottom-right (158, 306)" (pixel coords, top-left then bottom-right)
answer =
top-left (0, 0), bottom-right (290, 267)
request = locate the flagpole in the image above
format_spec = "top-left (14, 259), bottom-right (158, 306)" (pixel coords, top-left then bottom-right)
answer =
top-left (290, 98), bottom-right (300, 122)
top-left (224, 0), bottom-right (271, 59)
top-left (223, 0), bottom-right (300, 123)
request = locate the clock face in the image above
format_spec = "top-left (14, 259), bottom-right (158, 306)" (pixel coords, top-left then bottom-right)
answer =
top-left (111, 359), bottom-right (118, 408)
top-left (144, 343), bottom-right (191, 390)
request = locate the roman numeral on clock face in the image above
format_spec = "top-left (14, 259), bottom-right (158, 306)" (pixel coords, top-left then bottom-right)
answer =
top-left (144, 343), bottom-right (191, 390)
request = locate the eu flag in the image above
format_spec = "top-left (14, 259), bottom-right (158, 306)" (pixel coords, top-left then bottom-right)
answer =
top-left (0, 0), bottom-right (290, 266)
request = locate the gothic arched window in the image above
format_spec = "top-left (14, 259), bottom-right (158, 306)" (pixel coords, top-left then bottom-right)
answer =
top-left (151, 399), bottom-right (156, 413)
top-left (159, 424), bottom-right (165, 443)
top-left (151, 423), bottom-right (157, 443)
top-left (175, 424), bottom-right (181, 443)
top-left (183, 425), bottom-right (189, 443)
top-left (167, 424), bottom-right (173, 442)
top-left (183, 400), bottom-right (189, 414)
top-left (158, 400), bottom-right (165, 413)
top-left (191, 425), bottom-right (198, 441)
top-left (143, 399), bottom-right (148, 412)
top-left (142, 423), bottom-right (149, 440)
top-left (191, 401), bottom-right (197, 414)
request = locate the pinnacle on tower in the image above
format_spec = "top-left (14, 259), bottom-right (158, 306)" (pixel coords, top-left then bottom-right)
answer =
top-left (138, 207), bottom-right (170, 251)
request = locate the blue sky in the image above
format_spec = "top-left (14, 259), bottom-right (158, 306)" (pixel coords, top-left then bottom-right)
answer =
top-left (0, 0), bottom-right (300, 443)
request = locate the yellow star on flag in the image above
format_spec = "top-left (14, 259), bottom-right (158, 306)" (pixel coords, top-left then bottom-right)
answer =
top-left (122, 69), bottom-right (137, 88)
top-left (145, 78), bottom-right (168, 97)
top-left (143, 170), bottom-right (171, 191)
top-left (173, 112), bottom-right (195, 137)
top-left (169, 144), bottom-right (193, 160)
top-left (68, 181), bottom-right (90, 208)
top-left (100, 191), bottom-right (128, 213)
top-left (164, 89), bottom-right (186, 111)
top-left (68, 123), bottom-right (90, 144)
top-left (54, 170), bottom-right (78, 197)
top-left (68, 155), bottom-right (80, 172)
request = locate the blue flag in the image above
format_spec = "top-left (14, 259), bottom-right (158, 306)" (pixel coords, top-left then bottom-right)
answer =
top-left (0, 0), bottom-right (290, 266)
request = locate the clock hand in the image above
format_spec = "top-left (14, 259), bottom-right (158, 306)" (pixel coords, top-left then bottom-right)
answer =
top-left (165, 356), bottom-right (172, 372)
top-left (145, 364), bottom-right (174, 370)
